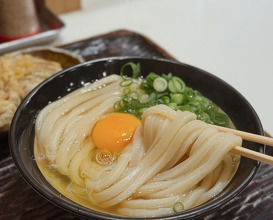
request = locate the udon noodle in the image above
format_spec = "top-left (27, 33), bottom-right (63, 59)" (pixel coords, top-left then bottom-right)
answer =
top-left (35, 74), bottom-right (241, 217)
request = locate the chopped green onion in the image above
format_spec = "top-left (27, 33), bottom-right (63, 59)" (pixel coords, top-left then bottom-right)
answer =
top-left (138, 108), bottom-right (145, 115)
top-left (149, 92), bottom-right (157, 101)
top-left (162, 73), bottom-right (173, 81)
top-left (153, 77), bottom-right (168, 92)
top-left (123, 87), bottom-right (131, 94)
top-left (129, 101), bottom-right (147, 109)
top-left (188, 100), bottom-right (202, 112)
top-left (120, 79), bottom-right (133, 87)
top-left (146, 72), bottom-right (160, 86)
top-left (178, 105), bottom-right (195, 113)
top-left (173, 202), bottom-right (184, 213)
top-left (156, 92), bottom-right (169, 98)
top-left (156, 99), bottom-right (164, 104)
top-left (116, 100), bottom-right (125, 111)
top-left (170, 93), bottom-right (184, 105)
top-left (139, 94), bottom-right (149, 103)
top-left (168, 102), bottom-right (177, 109)
top-left (168, 76), bottom-right (185, 93)
top-left (140, 80), bottom-right (151, 91)
top-left (185, 87), bottom-right (196, 101)
top-left (205, 102), bottom-right (218, 113)
top-left (130, 91), bottom-right (139, 100)
top-left (130, 82), bottom-right (140, 91)
top-left (115, 62), bottom-right (231, 127)
top-left (120, 62), bottom-right (140, 78)
top-left (162, 96), bottom-right (171, 104)
top-left (197, 112), bottom-right (211, 123)
top-left (113, 101), bottom-right (120, 111)
top-left (194, 95), bottom-right (203, 102)
top-left (210, 112), bottom-right (230, 127)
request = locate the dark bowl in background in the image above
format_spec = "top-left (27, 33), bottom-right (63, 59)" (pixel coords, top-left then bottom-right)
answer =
top-left (0, 46), bottom-right (84, 138)
top-left (9, 57), bottom-right (264, 220)
top-left (12, 46), bottom-right (84, 69)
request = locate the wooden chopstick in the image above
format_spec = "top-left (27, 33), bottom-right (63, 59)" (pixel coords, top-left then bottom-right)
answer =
top-left (212, 125), bottom-right (273, 147)
top-left (211, 125), bottom-right (273, 166)
top-left (230, 146), bottom-right (273, 166)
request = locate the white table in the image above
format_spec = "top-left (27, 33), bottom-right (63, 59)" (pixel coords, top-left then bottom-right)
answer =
top-left (52, 0), bottom-right (273, 135)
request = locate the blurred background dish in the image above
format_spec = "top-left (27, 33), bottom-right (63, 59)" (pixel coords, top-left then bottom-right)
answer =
top-left (0, 0), bottom-right (40, 42)
top-left (0, 46), bottom-right (83, 135)
top-left (0, 1), bottom-right (65, 54)
top-left (13, 46), bottom-right (84, 69)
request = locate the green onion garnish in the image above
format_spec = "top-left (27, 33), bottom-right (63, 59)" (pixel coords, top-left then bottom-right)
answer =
top-left (210, 112), bottom-right (230, 127)
top-left (120, 62), bottom-right (140, 78)
top-left (173, 202), bottom-right (184, 213)
top-left (153, 77), bottom-right (168, 92)
top-left (170, 93), bottom-right (184, 105)
top-left (115, 62), bottom-right (231, 128)
top-left (119, 79), bottom-right (133, 87)
top-left (168, 76), bottom-right (185, 93)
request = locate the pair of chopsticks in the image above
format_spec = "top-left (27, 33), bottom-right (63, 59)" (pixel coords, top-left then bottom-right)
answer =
top-left (212, 125), bottom-right (273, 166)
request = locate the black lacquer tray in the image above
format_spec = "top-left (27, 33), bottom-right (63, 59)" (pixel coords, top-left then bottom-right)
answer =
top-left (1, 30), bottom-right (272, 220)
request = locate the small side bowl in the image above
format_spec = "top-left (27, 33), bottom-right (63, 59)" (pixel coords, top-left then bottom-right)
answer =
top-left (9, 57), bottom-right (264, 219)
top-left (0, 46), bottom-right (84, 137)
top-left (12, 46), bottom-right (84, 69)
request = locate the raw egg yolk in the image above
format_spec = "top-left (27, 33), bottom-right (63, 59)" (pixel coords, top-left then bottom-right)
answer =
top-left (92, 113), bottom-right (141, 153)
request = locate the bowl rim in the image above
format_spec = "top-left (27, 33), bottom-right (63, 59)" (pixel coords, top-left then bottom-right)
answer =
top-left (9, 56), bottom-right (264, 219)
top-left (10, 45), bottom-right (85, 63)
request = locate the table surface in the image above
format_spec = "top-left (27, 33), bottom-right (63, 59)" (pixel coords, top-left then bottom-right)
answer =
top-left (1, 1), bottom-right (273, 219)
top-left (50, 0), bottom-right (273, 135)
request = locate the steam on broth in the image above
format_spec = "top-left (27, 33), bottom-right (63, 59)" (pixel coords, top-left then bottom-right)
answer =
top-left (34, 64), bottom-right (241, 217)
